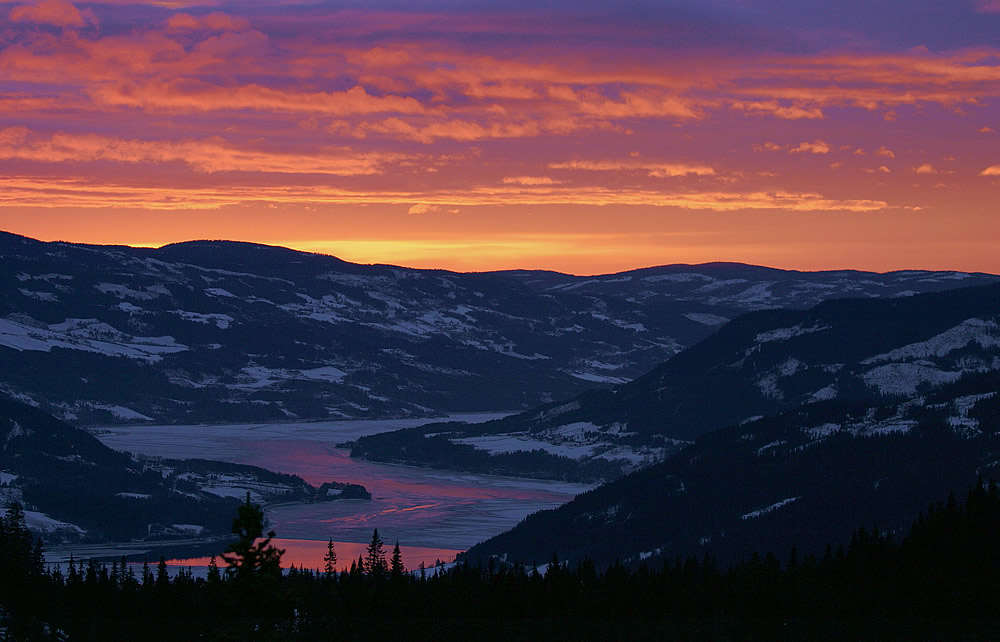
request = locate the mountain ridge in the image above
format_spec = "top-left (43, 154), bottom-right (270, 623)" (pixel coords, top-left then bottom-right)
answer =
top-left (3, 230), bottom-right (997, 425)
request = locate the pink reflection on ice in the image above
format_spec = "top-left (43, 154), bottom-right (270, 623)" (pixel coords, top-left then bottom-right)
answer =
top-left (94, 418), bottom-right (594, 551)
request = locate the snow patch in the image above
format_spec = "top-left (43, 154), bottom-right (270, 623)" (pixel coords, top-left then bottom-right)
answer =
top-left (808, 385), bottom-right (838, 403)
top-left (862, 363), bottom-right (962, 396)
top-left (94, 405), bottom-right (154, 422)
top-left (863, 318), bottom-right (1000, 364)
top-left (0, 317), bottom-right (187, 362)
top-left (24, 510), bottom-right (86, 535)
top-left (756, 440), bottom-right (786, 455)
top-left (755, 324), bottom-right (830, 344)
top-left (684, 312), bottom-right (729, 326)
top-left (568, 372), bottom-right (629, 384)
top-left (18, 289), bottom-right (58, 302)
top-left (742, 497), bottom-right (800, 520)
top-left (642, 273), bottom-right (712, 283)
top-left (171, 310), bottom-right (234, 329)
top-left (96, 282), bottom-right (170, 301)
top-left (803, 423), bottom-right (840, 439)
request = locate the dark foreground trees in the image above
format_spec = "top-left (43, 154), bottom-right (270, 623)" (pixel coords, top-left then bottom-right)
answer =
top-left (4, 485), bottom-right (1000, 639)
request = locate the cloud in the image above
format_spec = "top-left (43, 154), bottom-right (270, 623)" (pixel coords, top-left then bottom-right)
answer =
top-left (980, 126), bottom-right (996, 133)
top-left (503, 176), bottom-right (558, 186)
top-left (731, 101), bottom-right (824, 120)
top-left (789, 140), bottom-right (830, 154)
top-left (8, 0), bottom-right (97, 27)
top-left (93, 82), bottom-right (427, 116)
top-left (0, 174), bottom-right (892, 214)
top-left (342, 117), bottom-right (546, 143)
top-left (981, 165), bottom-right (1000, 176)
top-left (875, 146), bottom-right (895, 159)
top-left (407, 204), bottom-right (440, 214)
top-left (166, 12), bottom-right (250, 33)
top-left (976, 0), bottom-right (1000, 13)
top-left (913, 163), bottom-right (938, 174)
top-left (0, 127), bottom-right (408, 175)
top-left (752, 141), bottom-right (783, 152)
top-left (549, 160), bottom-right (715, 177)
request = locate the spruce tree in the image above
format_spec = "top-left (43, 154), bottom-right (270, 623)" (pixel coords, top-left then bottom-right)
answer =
top-left (366, 528), bottom-right (387, 576)
top-left (221, 494), bottom-right (288, 629)
top-left (222, 494), bottom-right (284, 582)
top-left (390, 541), bottom-right (405, 578)
top-left (324, 538), bottom-right (337, 576)
top-left (155, 556), bottom-right (170, 590)
top-left (207, 555), bottom-right (221, 585)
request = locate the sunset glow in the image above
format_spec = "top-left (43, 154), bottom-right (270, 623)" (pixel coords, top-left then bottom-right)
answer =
top-left (162, 538), bottom-right (462, 574)
top-left (1, 0), bottom-right (998, 273)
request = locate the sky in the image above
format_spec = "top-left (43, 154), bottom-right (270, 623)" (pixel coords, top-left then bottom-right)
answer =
top-left (0, 0), bottom-right (998, 274)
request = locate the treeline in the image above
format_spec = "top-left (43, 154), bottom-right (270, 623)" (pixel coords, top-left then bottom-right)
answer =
top-left (351, 426), bottom-right (624, 483)
top-left (4, 483), bottom-right (1000, 640)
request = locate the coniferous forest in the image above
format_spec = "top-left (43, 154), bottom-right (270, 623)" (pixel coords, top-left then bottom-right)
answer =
top-left (3, 483), bottom-right (1000, 640)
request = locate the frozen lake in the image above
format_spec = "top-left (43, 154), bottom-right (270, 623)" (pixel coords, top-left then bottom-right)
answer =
top-left (93, 414), bottom-right (594, 556)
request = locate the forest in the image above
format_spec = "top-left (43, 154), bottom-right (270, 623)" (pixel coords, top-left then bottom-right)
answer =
top-left (3, 482), bottom-right (1000, 640)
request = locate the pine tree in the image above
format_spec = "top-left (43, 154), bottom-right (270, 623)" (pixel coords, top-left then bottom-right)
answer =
top-left (366, 528), bottom-right (387, 576)
top-left (323, 538), bottom-right (337, 576)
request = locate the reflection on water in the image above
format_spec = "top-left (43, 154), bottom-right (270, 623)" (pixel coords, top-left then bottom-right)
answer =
top-left (95, 415), bottom-right (594, 551)
top-left (165, 538), bottom-right (461, 573)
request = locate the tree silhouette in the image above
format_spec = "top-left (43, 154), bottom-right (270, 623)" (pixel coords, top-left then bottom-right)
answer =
top-left (323, 538), bottom-right (337, 576)
top-left (221, 494), bottom-right (286, 629)
top-left (390, 541), bottom-right (405, 578)
top-left (222, 493), bottom-right (284, 583)
top-left (366, 528), bottom-right (387, 576)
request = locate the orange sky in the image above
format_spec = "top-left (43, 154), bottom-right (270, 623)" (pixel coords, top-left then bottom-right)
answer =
top-left (1, 0), bottom-right (998, 274)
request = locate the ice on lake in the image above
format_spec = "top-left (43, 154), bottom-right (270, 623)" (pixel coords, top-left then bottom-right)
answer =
top-left (93, 414), bottom-right (594, 551)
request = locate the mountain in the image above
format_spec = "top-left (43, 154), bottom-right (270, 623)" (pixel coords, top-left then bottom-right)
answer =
top-left (0, 396), bottom-right (364, 543)
top-left (440, 283), bottom-right (1000, 565)
top-left (351, 283), bottom-right (1000, 480)
top-left (459, 367), bottom-right (1000, 569)
top-left (3, 230), bottom-right (996, 425)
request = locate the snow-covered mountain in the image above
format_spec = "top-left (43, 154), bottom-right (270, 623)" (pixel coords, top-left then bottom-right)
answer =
top-left (2, 230), bottom-right (996, 424)
top-left (352, 283), bottom-right (1000, 480)
top-left (460, 368), bottom-right (1000, 568)
top-left (455, 285), bottom-right (1000, 566)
